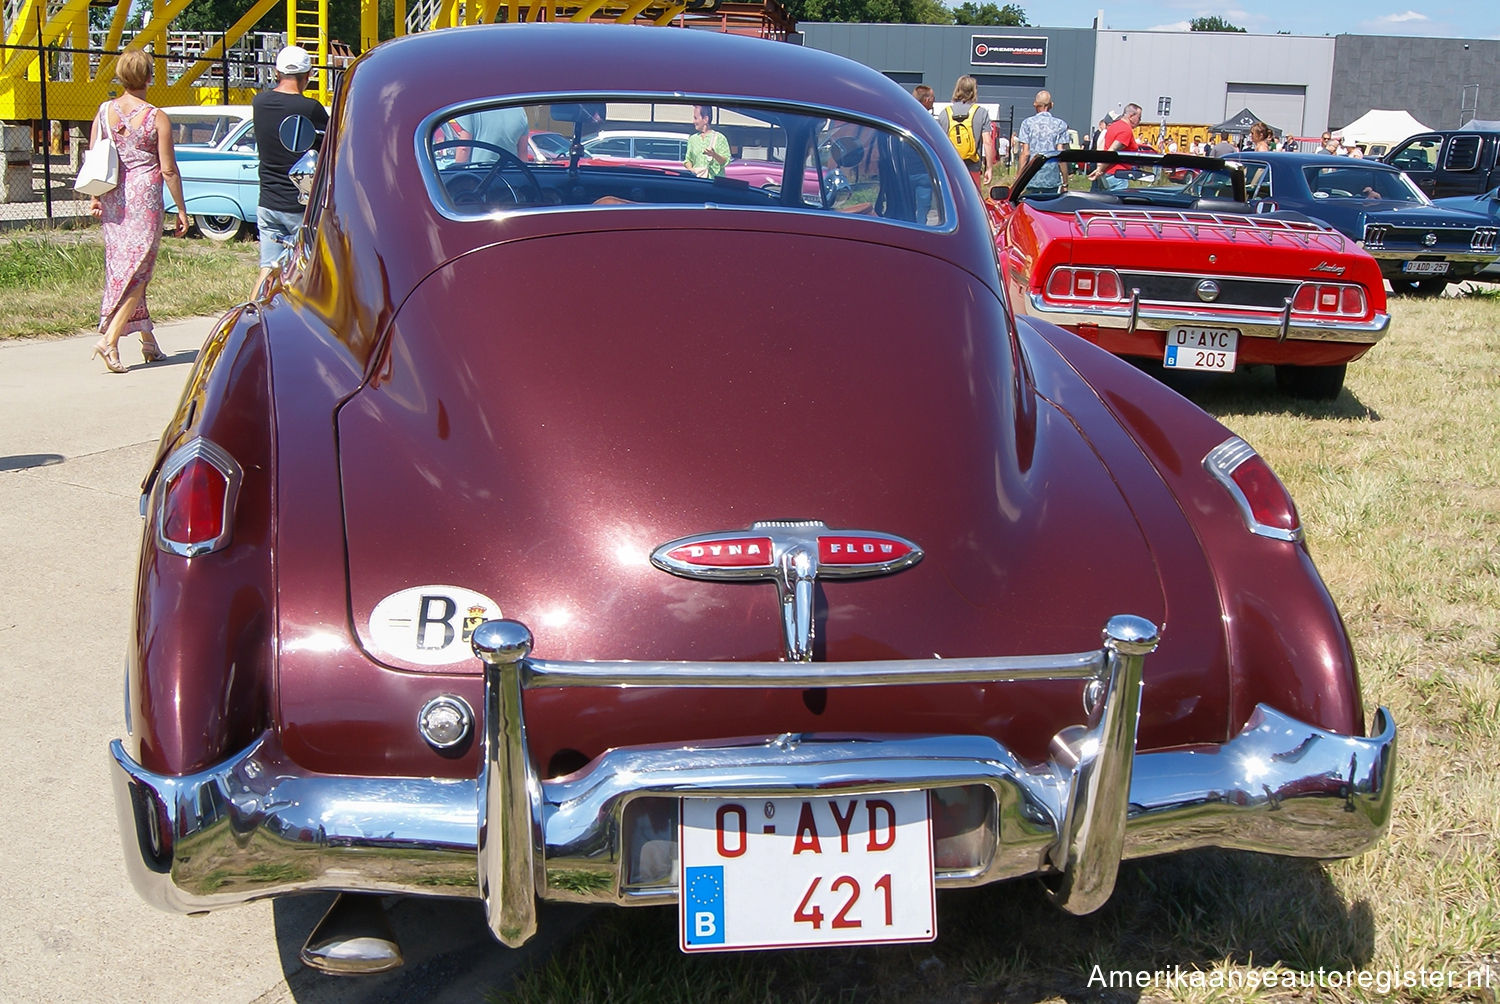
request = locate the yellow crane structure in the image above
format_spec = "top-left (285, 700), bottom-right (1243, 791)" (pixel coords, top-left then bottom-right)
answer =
top-left (1, 0), bottom-right (792, 120)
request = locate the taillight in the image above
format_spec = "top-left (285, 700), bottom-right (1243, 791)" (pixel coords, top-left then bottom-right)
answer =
top-left (1291, 281), bottom-right (1367, 318)
top-left (155, 438), bottom-right (241, 557)
top-left (1203, 437), bottom-right (1302, 541)
top-left (1044, 266), bottom-right (1124, 302)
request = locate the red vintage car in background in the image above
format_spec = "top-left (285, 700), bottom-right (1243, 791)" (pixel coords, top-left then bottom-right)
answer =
top-left (989, 150), bottom-right (1391, 399)
top-left (110, 24), bottom-right (1395, 973)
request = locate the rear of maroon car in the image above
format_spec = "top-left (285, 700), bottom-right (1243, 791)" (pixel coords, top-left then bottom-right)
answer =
top-left (110, 24), bottom-right (1394, 969)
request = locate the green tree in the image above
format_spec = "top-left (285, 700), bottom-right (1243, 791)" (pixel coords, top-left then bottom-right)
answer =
top-left (786, 0), bottom-right (954, 24)
top-left (952, 2), bottom-right (1028, 26)
top-left (171, 0), bottom-right (398, 50)
top-left (172, 0), bottom-right (283, 36)
top-left (1189, 15), bottom-right (1246, 32)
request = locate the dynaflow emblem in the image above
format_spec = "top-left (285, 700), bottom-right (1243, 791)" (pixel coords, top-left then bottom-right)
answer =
top-left (651, 520), bottom-right (923, 662)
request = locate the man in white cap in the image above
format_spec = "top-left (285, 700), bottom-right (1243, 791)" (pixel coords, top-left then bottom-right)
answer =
top-left (251, 44), bottom-right (330, 296)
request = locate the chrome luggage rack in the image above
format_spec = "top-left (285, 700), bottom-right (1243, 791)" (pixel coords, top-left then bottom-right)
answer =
top-left (1075, 208), bottom-right (1349, 250)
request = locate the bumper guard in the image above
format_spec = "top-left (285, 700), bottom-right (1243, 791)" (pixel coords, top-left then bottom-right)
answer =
top-left (110, 615), bottom-right (1396, 947)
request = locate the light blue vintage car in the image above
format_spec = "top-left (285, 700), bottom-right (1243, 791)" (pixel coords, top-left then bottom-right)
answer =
top-left (162, 105), bottom-right (259, 241)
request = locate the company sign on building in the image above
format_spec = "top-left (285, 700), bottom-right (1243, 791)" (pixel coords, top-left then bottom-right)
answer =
top-left (970, 35), bottom-right (1047, 67)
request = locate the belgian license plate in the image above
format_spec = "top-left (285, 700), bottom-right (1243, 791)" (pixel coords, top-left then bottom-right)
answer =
top-left (1402, 260), bottom-right (1449, 274)
top-left (679, 791), bottom-right (936, 952)
top-left (1164, 326), bottom-right (1239, 372)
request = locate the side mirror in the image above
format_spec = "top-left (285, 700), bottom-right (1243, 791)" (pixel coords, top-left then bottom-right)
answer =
top-left (279, 114), bottom-right (321, 154)
top-left (823, 135), bottom-right (864, 169)
top-left (990, 185), bottom-right (1011, 200)
top-left (289, 150), bottom-right (317, 205)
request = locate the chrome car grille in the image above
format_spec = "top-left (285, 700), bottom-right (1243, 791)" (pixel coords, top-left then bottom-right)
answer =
top-left (1117, 271), bottom-right (1300, 310)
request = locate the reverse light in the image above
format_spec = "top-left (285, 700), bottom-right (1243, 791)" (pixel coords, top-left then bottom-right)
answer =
top-left (1291, 281), bottom-right (1367, 318)
top-left (1044, 266), bottom-right (1124, 302)
top-left (1203, 437), bottom-right (1302, 541)
top-left (155, 438), bottom-right (242, 557)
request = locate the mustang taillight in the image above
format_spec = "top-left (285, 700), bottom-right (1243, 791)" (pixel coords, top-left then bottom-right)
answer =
top-left (1291, 282), bottom-right (1367, 318)
top-left (1203, 437), bottom-right (1302, 541)
top-left (1044, 266), bottom-right (1124, 302)
top-left (155, 438), bottom-right (242, 557)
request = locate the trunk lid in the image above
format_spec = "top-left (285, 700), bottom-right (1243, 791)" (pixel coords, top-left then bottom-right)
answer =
top-left (338, 227), bottom-right (1168, 669)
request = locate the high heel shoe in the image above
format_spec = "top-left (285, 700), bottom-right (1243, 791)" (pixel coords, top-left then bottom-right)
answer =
top-left (91, 337), bottom-right (127, 374)
top-left (140, 334), bottom-right (167, 364)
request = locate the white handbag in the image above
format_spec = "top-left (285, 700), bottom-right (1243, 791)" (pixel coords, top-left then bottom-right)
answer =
top-left (74, 103), bottom-right (120, 197)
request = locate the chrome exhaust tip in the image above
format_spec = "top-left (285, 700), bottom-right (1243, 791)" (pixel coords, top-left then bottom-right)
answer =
top-left (300, 893), bottom-right (404, 975)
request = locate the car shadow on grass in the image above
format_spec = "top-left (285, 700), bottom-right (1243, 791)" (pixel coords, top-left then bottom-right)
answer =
top-left (466, 848), bottom-right (1373, 1004)
top-left (1140, 363), bottom-right (1384, 423)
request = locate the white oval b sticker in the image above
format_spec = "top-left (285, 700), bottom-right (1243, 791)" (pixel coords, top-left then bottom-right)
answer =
top-left (369, 585), bottom-right (501, 666)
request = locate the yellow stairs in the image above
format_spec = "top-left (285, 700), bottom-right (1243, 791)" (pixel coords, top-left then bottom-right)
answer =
top-left (286, 0), bottom-right (330, 104)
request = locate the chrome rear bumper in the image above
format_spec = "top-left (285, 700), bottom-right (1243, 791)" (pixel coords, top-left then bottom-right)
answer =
top-left (110, 615), bottom-right (1396, 947)
top-left (1026, 292), bottom-right (1391, 344)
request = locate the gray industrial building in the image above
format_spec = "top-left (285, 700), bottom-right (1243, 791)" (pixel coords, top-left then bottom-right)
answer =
top-left (797, 22), bottom-right (1496, 140)
top-left (797, 23), bottom-right (1096, 138)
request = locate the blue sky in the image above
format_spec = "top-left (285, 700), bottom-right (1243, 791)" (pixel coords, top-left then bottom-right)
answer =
top-left (1023, 2), bottom-right (1497, 39)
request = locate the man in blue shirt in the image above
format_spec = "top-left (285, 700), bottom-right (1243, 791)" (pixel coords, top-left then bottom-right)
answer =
top-left (1016, 90), bottom-right (1070, 193)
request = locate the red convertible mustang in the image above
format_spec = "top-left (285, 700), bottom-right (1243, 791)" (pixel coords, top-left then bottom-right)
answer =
top-left (990, 150), bottom-right (1391, 400)
top-left (110, 24), bottom-right (1395, 972)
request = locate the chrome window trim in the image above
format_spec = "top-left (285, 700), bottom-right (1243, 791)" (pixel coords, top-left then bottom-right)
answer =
top-left (413, 90), bottom-right (957, 234)
top-left (153, 436), bottom-right (243, 558)
top-left (1202, 436), bottom-right (1302, 542)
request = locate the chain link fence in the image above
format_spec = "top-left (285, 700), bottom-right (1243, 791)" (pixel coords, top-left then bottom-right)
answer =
top-left (0, 35), bottom-right (310, 227)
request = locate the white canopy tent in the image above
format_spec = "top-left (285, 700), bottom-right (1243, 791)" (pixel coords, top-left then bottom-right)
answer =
top-left (1336, 109), bottom-right (1430, 147)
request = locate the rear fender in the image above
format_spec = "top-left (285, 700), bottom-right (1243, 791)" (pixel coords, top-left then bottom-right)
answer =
top-left (129, 306), bottom-right (277, 775)
top-left (1026, 318), bottom-right (1365, 737)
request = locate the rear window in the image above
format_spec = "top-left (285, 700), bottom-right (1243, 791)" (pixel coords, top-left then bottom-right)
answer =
top-left (1444, 135), bottom-right (1481, 172)
top-left (172, 114), bottom-right (235, 146)
top-left (1303, 166), bottom-right (1427, 203)
top-left (420, 97), bottom-right (947, 230)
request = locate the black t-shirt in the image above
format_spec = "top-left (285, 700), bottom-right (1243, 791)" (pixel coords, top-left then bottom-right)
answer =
top-left (252, 89), bottom-right (329, 213)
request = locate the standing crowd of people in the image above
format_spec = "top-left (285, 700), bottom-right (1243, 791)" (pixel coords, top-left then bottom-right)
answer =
top-left (911, 75), bottom-right (1378, 201)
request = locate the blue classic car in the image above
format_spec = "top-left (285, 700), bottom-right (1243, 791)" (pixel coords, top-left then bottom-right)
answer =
top-left (162, 105), bottom-right (259, 241)
top-left (1433, 185), bottom-right (1500, 282)
top-left (1229, 152), bottom-right (1500, 295)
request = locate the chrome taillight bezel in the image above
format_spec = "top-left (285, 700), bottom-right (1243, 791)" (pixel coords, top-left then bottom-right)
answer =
top-left (154, 437), bottom-right (242, 558)
top-left (1203, 436), bottom-right (1303, 542)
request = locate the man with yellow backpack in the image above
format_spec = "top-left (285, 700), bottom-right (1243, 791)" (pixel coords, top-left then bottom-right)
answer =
top-left (938, 75), bottom-right (993, 190)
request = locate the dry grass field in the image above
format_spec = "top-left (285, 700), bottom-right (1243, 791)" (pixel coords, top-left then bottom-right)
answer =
top-left (0, 227), bottom-right (258, 339)
top-left (493, 292), bottom-right (1500, 1004)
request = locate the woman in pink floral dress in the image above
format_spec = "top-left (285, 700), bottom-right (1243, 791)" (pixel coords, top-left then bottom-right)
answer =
top-left (88, 49), bottom-right (189, 373)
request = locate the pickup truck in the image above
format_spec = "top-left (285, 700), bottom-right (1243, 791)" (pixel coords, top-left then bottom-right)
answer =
top-left (1385, 129), bottom-right (1500, 198)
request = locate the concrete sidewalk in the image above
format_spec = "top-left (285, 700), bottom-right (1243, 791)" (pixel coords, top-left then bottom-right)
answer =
top-left (0, 316), bottom-right (215, 463)
top-left (0, 318), bottom-right (589, 1003)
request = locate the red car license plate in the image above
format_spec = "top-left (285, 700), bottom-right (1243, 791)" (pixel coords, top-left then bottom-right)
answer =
top-left (1164, 325), bottom-right (1239, 372)
top-left (679, 791), bottom-right (936, 952)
